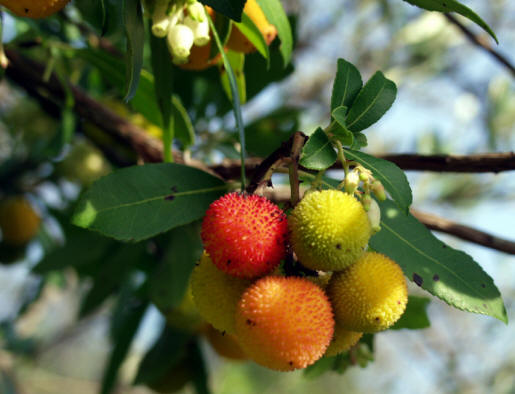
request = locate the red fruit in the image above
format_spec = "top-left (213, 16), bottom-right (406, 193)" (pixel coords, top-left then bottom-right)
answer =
top-left (201, 193), bottom-right (288, 278)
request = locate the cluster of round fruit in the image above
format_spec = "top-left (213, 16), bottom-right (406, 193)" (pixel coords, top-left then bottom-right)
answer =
top-left (191, 189), bottom-right (408, 371)
top-left (144, 0), bottom-right (277, 70)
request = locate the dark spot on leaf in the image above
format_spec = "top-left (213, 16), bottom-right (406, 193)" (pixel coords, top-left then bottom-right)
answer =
top-left (433, 274), bottom-right (440, 282)
top-left (336, 244), bottom-right (342, 250)
top-left (165, 195), bottom-right (175, 201)
top-left (170, 186), bottom-right (178, 193)
top-left (481, 283), bottom-right (486, 288)
top-left (442, 244), bottom-right (447, 249)
top-left (413, 273), bottom-right (423, 287)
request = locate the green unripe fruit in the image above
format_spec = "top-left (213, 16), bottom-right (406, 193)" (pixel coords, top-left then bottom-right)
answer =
top-left (324, 322), bottom-right (362, 357)
top-left (191, 253), bottom-right (251, 334)
top-left (328, 252), bottom-right (408, 332)
top-left (289, 190), bottom-right (371, 271)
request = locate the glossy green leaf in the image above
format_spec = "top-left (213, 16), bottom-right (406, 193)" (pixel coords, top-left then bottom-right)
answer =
top-left (72, 163), bottom-right (227, 242)
top-left (235, 13), bottom-right (270, 64)
top-left (190, 340), bottom-right (211, 394)
top-left (150, 31), bottom-right (174, 162)
top-left (403, 0), bottom-right (497, 43)
top-left (299, 127), bottom-right (337, 170)
top-left (346, 71), bottom-right (397, 132)
top-left (331, 59), bottom-right (362, 111)
top-left (331, 106), bottom-right (354, 146)
top-left (344, 149), bottom-right (413, 212)
top-left (256, 0), bottom-right (293, 66)
top-left (149, 221), bottom-right (203, 312)
top-left (370, 200), bottom-right (508, 323)
top-left (123, 0), bottom-right (145, 101)
top-left (391, 296), bottom-right (431, 330)
top-left (199, 0), bottom-right (246, 21)
top-left (350, 132), bottom-right (367, 149)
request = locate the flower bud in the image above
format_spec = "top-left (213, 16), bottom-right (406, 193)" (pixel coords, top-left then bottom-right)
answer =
top-left (168, 24), bottom-right (194, 60)
top-left (184, 16), bottom-right (210, 46)
top-left (187, 1), bottom-right (207, 22)
top-left (367, 198), bottom-right (381, 233)
top-left (361, 194), bottom-right (372, 212)
top-left (151, 0), bottom-right (171, 37)
top-left (344, 170), bottom-right (360, 195)
top-left (371, 180), bottom-right (386, 201)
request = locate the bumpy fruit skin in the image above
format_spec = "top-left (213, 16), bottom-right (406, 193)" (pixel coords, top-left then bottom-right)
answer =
top-left (201, 193), bottom-right (288, 278)
top-left (0, 0), bottom-right (70, 18)
top-left (289, 190), bottom-right (371, 271)
top-left (204, 324), bottom-right (247, 361)
top-left (226, 0), bottom-right (278, 54)
top-left (235, 276), bottom-right (334, 371)
top-left (324, 322), bottom-right (362, 357)
top-left (328, 252), bottom-right (408, 333)
top-left (191, 253), bottom-right (251, 334)
top-left (0, 197), bottom-right (40, 246)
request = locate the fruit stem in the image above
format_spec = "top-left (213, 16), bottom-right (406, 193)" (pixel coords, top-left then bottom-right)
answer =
top-left (288, 132), bottom-right (305, 206)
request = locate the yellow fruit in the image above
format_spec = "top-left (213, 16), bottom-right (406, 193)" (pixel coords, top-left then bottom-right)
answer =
top-left (328, 252), bottom-right (408, 333)
top-left (191, 253), bottom-right (251, 334)
top-left (0, 0), bottom-right (70, 18)
top-left (226, 0), bottom-right (277, 54)
top-left (235, 276), bottom-right (334, 371)
top-left (289, 190), bottom-right (371, 271)
top-left (324, 322), bottom-right (362, 357)
top-left (0, 197), bottom-right (40, 246)
top-left (204, 324), bottom-right (247, 360)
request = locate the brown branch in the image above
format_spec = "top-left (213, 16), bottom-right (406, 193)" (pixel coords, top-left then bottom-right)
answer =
top-left (445, 13), bottom-right (515, 77)
top-left (411, 209), bottom-right (515, 255)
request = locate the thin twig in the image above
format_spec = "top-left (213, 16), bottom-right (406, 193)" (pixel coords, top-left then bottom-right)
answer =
top-left (445, 13), bottom-right (515, 77)
top-left (410, 209), bottom-right (515, 255)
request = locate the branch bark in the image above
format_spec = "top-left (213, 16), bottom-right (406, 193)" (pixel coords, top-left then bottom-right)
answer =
top-left (445, 13), bottom-right (515, 78)
top-left (411, 209), bottom-right (515, 255)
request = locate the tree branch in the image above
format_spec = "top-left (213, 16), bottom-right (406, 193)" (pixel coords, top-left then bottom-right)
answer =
top-left (445, 13), bottom-right (515, 77)
top-left (411, 209), bottom-right (515, 255)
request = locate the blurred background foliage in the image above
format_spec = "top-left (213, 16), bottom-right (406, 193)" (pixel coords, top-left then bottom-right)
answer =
top-left (0, 0), bottom-right (514, 393)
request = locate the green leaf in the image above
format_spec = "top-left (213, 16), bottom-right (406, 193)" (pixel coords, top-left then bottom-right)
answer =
top-left (220, 50), bottom-right (247, 104)
top-left (100, 0), bottom-right (108, 36)
top-left (101, 288), bottom-right (148, 394)
top-left (403, 0), bottom-right (498, 43)
top-left (303, 356), bottom-right (337, 379)
top-left (150, 30), bottom-right (175, 162)
top-left (391, 296), bottom-right (431, 330)
top-left (199, 0), bottom-right (246, 21)
top-left (172, 95), bottom-right (195, 149)
top-left (299, 127), bottom-right (337, 171)
top-left (235, 13), bottom-right (270, 64)
top-left (350, 132), bottom-right (367, 149)
top-left (256, 0), bottom-right (293, 66)
top-left (331, 106), bottom-right (354, 146)
top-left (133, 326), bottom-right (192, 385)
top-left (343, 149), bottom-right (413, 212)
top-left (331, 59), bottom-right (363, 111)
top-left (370, 200), bottom-right (508, 323)
top-left (123, 0), bottom-right (145, 101)
top-left (149, 221), bottom-right (203, 312)
top-left (72, 163), bottom-right (227, 242)
top-left (346, 71), bottom-right (397, 132)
